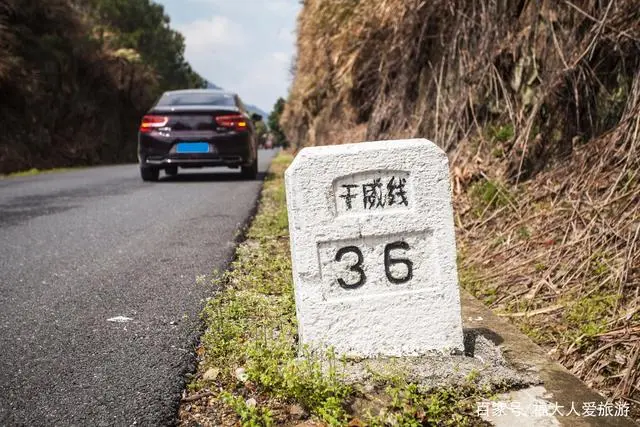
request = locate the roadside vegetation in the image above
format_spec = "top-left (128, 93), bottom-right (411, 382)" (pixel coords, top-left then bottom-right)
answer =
top-left (0, 167), bottom-right (84, 179)
top-left (282, 0), bottom-right (639, 416)
top-left (0, 0), bottom-right (203, 175)
top-left (268, 98), bottom-right (290, 148)
top-left (180, 154), bottom-right (496, 426)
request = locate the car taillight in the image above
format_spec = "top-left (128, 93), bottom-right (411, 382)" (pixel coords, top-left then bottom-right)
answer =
top-left (139, 115), bottom-right (169, 133)
top-left (215, 114), bottom-right (248, 132)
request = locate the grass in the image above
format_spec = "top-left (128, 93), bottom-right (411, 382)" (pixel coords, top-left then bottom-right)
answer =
top-left (180, 152), bottom-right (495, 426)
top-left (469, 178), bottom-right (514, 216)
top-left (487, 124), bottom-right (515, 143)
top-left (564, 293), bottom-right (617, 341)
top-left (458, 158), bottom-right (639, 421)
top-left (1, 166), bottom-right (82, 179)
top-left (457, 261), bottom-right (500, 307)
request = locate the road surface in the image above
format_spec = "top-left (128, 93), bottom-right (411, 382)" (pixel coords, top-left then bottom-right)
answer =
top-left (0, 149), bottom-right (277, 425)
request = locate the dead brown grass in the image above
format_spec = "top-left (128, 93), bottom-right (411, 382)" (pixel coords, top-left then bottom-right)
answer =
top-left (457, 101), bottom-right (639, 406)
top-left (284, 0), bottom-right (640, 414)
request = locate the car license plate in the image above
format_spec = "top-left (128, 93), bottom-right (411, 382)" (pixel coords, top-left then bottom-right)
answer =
top-left (176, 142), bottom-right (210, 154)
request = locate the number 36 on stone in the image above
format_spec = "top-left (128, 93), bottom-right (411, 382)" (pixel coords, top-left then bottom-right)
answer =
top-left (334, 241), bottom-right (413, 289)
top-left (284, 139), bottom-right (464, 357)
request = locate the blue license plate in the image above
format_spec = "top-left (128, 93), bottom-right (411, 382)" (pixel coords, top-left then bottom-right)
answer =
top-left (176, 142), bottom-right (210, 154)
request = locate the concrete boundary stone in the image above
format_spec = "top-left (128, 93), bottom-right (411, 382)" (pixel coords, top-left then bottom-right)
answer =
top-left (285, 139), bottom-right (464, 357)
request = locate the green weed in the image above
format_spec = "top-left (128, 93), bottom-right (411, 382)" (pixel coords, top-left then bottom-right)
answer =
top-left (470, 179), bottom-right (514, 214)
top-left (589, 252), bottom-right (611, 277)
top-left (488, 123), bottom-right (515, 142)
top-left (2, 167), bottom-right (81, 179)
top-left (220, 392), bottom-right (274, 427)
top-left (517, 226), bottom-right (531, 240)
top-left (368, 377), bottom-right (494, 426)
top-left (534, 262), bottom-right (546, 272)
top-left (565, 293), bottom-right (617, 339)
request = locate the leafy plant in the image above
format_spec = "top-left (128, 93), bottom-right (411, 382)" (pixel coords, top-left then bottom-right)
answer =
top-left (470, 179), bottom-right (514, 213)
top-left (220, 392), bottom-right (274, 427)
top-left (268, 98), bottom-right (290, 148)
top-left (488, 124), bottom-right (515, 142)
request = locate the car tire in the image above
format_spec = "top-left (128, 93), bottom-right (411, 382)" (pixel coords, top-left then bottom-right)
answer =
top-left (241, 156), bottom-right (258, 180)
top-left (140, 167), bottom-right (159, 182)
top-left (165, 166), bottom-right (178, 176)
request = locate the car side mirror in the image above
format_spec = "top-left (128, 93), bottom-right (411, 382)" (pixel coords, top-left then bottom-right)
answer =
top-left (251, 113), bottom-right (263, 122)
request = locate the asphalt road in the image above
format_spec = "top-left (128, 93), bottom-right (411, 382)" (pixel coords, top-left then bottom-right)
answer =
top-left (0, 149), bottom-right (277, 426)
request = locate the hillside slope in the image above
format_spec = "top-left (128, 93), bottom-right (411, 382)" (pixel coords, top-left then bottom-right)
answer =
top-left (0, 0), bottom-right (202, 174)
top-left (283, 0), bottom-right (639, 411)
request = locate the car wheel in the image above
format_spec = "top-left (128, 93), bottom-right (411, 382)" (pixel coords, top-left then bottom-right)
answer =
top-left (241, 156), bottom-right (258, 180)
top-left (165, 166), bottom-right (178, 176)
top-left (140, 167), bottom-right (159, 182)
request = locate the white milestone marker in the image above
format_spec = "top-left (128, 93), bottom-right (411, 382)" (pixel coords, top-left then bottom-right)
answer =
top-left (285, 139), bottom-right (464, 357)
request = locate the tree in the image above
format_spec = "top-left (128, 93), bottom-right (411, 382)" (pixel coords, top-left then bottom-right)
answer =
top-left (87, 0), bottom-right (204, 91)
top-left (254, 120), bottom-right (268, 146)
top-left (268, 97), bottom-right (289, 148)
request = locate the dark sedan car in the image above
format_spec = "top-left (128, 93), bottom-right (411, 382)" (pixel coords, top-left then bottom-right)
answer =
top-left (137, 89), bottom-right (261, 181)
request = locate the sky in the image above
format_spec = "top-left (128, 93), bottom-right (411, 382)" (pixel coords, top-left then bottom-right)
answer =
top-left (156, 0), bottom-right (301, 114)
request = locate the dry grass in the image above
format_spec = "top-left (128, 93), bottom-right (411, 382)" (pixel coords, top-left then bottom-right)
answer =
top-left (457, 111), bottom-right (639, 407)
top-left (283, 0), bottom-right (640, 178)
top-left (283, 0), bottom-right (640, 414)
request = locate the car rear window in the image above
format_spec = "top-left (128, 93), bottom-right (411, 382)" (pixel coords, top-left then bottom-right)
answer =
top-left (157, 92), bottom-right (236, 107)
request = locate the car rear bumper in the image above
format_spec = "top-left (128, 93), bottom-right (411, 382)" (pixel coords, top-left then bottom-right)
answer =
top-left (142, 154), bottom-right (245, 168)
top-left (138, 131), bottom-right (254, 169)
